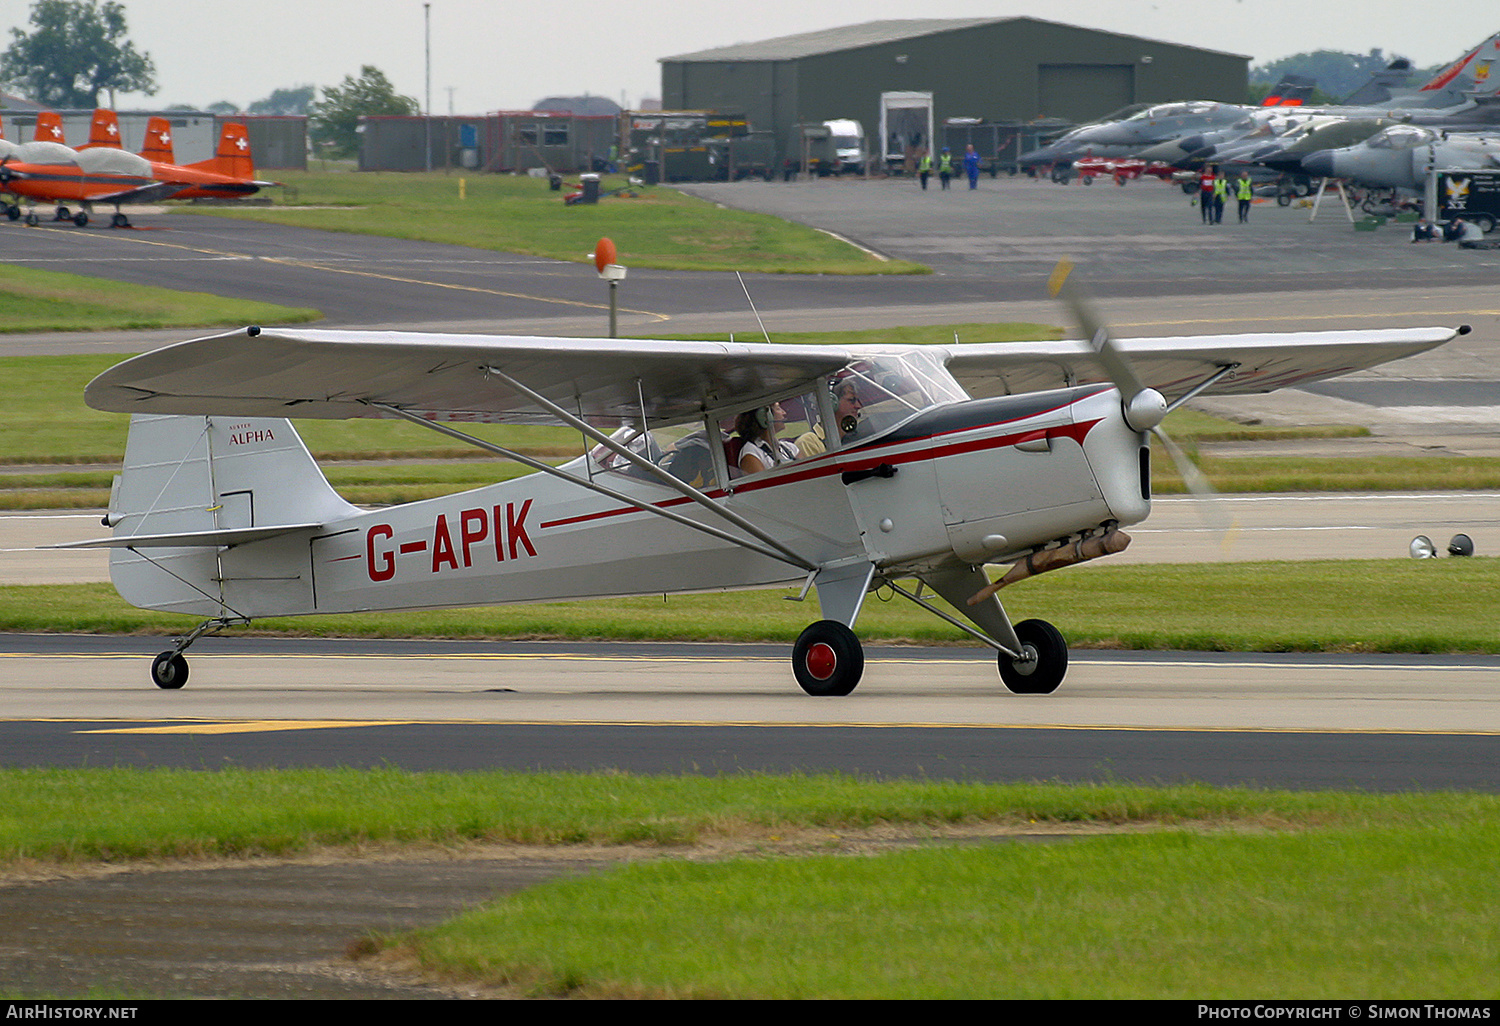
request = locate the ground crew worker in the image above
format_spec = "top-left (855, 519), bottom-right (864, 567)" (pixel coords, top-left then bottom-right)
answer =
top-left (938, 148), bottom-right (953, 190)
top-left (918, 149), bottom-right (932, 190)
top-left (1236, 172), bottom-right (1254, 223)
top-left (1212, 171), bottom-right (1228, 224)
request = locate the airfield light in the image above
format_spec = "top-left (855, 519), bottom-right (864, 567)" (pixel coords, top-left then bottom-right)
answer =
top-left (595, 237), bottom-right (627, 336)
top-left (1448, 533), bottom-right (1475, 557)
top-left (1409, 535), bottom-right (1437, 559)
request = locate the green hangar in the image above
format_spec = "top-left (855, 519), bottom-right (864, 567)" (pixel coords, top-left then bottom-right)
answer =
top-left (660, 17), bottom-right (1249, 171)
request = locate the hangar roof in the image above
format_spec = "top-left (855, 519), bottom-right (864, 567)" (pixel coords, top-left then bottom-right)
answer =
top-left (662, 17), bottom-right (1248, 63)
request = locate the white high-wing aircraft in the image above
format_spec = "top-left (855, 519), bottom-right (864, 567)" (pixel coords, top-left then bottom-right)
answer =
top-left (67, 306), bottom-right (1460, 695)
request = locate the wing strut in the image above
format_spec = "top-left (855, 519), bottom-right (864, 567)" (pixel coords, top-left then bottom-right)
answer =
top-left (473, 367), bottom-right (819, 571)
top-left (370, 403), bottom-right (817, 572)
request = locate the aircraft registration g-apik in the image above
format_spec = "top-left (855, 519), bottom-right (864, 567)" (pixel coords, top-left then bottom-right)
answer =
top-left (64, 272), bottom-right (1462, 695)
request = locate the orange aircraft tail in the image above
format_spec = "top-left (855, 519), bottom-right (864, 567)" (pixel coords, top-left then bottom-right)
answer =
top-left (86, 108), bottom-right (123, 148)
top-left (140, 117), bottom-right (175, 163)
top-left (189, 123), bottom-right (255, 179)
top-left (34, 111), bottom-right (65, 143)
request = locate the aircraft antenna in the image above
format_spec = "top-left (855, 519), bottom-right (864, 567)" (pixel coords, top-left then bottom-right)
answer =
top-left (736, 272), bottom-right (771, 343)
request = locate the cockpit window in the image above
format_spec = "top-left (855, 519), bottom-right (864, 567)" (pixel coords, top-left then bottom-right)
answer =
top-left (590, 351), bottom-right (968, 485)
top-left (1369, 126), bottom-right (1435, 149)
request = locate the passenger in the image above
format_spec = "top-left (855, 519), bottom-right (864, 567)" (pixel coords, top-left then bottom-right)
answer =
top-left (735, 403), bottom-right (798, 475)
top-left (797, 378), bottom-right (863, 458)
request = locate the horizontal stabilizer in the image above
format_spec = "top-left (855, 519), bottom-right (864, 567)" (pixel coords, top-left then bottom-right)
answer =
top-left (49, 522), bottom-right (322, 551)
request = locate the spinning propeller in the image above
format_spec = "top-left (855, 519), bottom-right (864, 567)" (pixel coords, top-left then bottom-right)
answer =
top-left (1047, 259), bottom-right (1235, 536)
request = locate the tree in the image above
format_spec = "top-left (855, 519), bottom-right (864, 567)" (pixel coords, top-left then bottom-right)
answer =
top-left (0, 0), bottom-right (155, 107)
top-left (1250, 48), bottom-right (1443, 104)
top-left (249, 85), bottom-right (316, 116)
top-left (310, 66), bottom-right (418, 158)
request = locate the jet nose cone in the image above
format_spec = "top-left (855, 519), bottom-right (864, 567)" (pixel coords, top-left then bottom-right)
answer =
top-left (1301, 150), bottom-right (1336, 177)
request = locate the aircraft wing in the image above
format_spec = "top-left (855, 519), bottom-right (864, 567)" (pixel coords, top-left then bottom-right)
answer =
top-left (84, 328), bottom-right (854, 428)
top-left (85, 326), bottom-right (1458, 427)
top-left (935, 327), bottom-right (1459, 401)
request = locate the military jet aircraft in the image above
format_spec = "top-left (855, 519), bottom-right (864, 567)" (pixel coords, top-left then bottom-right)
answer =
top-left (1301, 124), bottom-right (1500, 194)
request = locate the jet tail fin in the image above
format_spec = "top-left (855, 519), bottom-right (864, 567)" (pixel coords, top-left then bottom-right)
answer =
top-left (140, 117), bottom-right (175, 163)
top-left (90, 414), bottom-right (358, 618)
top-left (189, 123), bottom-right (255, 179)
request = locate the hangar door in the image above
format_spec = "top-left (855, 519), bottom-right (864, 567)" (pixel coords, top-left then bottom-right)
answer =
top-left (1038, 64), bottom-right (1134, 122)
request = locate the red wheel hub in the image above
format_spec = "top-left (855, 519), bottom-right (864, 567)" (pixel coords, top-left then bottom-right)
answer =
top-left (806, 642), bottom-right (838, 680)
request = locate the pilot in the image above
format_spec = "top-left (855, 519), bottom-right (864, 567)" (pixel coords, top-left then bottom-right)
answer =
top-left (797, 378), bottom-right (863, 458)
top-left (734, 403), bottom-right (798, 475)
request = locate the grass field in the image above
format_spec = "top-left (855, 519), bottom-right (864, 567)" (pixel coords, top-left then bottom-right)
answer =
top-left (0, 265), bottom-right (318, 334)
top-left (3, 768), bottom-right (1495, 999)
top-left (179, 170), bottom-right (928, 275)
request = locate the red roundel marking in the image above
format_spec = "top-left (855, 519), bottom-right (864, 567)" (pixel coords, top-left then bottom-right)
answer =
top-left (806, 642), bottom-right (838, 681)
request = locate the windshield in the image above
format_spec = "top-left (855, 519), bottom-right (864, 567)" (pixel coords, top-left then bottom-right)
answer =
top-left (1368, 125), bottom-right (1435, 149)
top-left (830, 351), bottom-right (967, 442)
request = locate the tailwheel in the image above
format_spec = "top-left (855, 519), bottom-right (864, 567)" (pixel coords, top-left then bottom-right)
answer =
top-left (151, 651), bottom-right (189, 690)
top-left (792, 619), bottom-right (864, 696)
top-left (997, 618), bottom-right (1068, 695)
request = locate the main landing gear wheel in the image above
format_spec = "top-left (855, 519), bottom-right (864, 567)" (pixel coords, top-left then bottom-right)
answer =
top-left (997, 618), bottom-right (1068, 695)
top-left (111, 212), bottom-right (131, 229)
top-left (72, 211), bottom-right (88, 227)
top-left (5, 204), bottom-right (18, 220)
top-left (151, 651), bottom-right (189, 690)
top-left (24, 212), bottom-right (38, 226)
top-left (792, 619), bottom-right (864, 696)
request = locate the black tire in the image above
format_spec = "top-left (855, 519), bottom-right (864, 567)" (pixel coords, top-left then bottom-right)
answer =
top-left (24, 212), bottom-right (38, 226)
top-left (72, 211), bottom-right (88, 227)
top-left (1082, 175), bottom-right (1093, 185)
top-left (1276, 191), bottom-right (1293, 207)
top-left (791, 620), bottom-right (864, 696)
top-left (1471, 213), bottom-right (1496, 234)
top-left (151, 651), bottom-right (188, 690)
top-left (1181, 182), bottom-right (1196, 195)
top-left (111, 213), bottom-right (130, 228)
top-left (5, 204), bottom-right (18, 221)
top-left (998, 619), bottom-right (1068, 695)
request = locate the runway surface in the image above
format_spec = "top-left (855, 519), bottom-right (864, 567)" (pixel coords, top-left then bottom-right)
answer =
top-left (4, 637), bottom-right (1499, 790)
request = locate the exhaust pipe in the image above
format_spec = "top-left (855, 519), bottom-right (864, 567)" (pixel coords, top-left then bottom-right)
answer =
top-left (968, 527), bottom-right (1131, 605)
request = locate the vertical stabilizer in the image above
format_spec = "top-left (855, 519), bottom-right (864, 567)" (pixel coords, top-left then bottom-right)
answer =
top-left (33, 111), bottom-right (64, 143)
top-left (190, 123), bottom-right (255, 179)
top-left (140, 117), bottom-right (175, 163)
top-left (107, 414), bottom-right (359, 617)
top-left (85, 108), bottom-right (122, 149)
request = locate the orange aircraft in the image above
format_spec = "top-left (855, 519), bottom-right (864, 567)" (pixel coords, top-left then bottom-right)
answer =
top-left (1, 110), bottom-right (178, 227)
top-left (85, 109), bottom-right (276, 201)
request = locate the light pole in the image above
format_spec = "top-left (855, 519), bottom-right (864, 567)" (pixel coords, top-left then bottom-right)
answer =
top-left (424, 3), bottom-right (432, 173)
